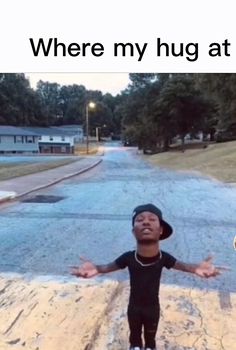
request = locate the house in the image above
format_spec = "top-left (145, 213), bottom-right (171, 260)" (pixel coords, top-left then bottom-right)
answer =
top-left (52, 125), bottom-right (84, 143)
top-left (22, 125), bottom-right (84, 154)
top-left (0, 125), bottom-right (39, 154)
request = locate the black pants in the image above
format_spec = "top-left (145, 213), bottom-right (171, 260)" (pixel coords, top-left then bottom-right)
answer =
top-left (127, 303), bottom-right (160, 349)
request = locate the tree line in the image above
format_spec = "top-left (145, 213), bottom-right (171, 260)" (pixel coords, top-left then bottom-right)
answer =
top-left (0, 73), bottom-right (121, 136)
top-left (121, 73), bottom-right (236, 150)
top-left (0, 73), bottom-right (236, 150)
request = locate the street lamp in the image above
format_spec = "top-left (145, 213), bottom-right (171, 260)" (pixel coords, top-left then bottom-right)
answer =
top-left (86, 101), bottom-right (96, 154)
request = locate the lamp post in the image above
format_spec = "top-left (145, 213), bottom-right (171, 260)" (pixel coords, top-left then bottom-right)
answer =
top-left (86, 101), bottom-right (96, 154)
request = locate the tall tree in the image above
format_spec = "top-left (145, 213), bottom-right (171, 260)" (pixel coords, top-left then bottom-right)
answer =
top-left (0, 73), bottom-right (45, 125)
top-left (129, 73), bottom-right (157, 90)
top-left (121, 74), bottom-right (171, 149)
top-left (155, 75), bottom-right (215, 149)
top-left (36, 81), bottom-right (62, 125)
top-left (194, 74), bottom-right (236, 130)
top-left (58, 84), bottom-right (87, 125)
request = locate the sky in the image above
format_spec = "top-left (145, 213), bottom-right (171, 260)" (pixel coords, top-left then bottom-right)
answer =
top-left (26, 73), bottom-right (130, 96)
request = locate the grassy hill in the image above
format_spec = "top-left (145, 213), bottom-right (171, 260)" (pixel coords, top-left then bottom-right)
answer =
top-left (146, 141), bottom-right (236, 183)
top-left (0, 158), bottom-right (78, 181)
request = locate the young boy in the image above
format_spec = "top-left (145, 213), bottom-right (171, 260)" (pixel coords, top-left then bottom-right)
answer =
top-left (70, 204), bottom-right (226, 350)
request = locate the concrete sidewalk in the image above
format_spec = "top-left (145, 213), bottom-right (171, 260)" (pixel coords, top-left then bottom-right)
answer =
top-left (0, 156), bottom-right (102, 203)
top-left (0, 276), bottom-right (235, 350)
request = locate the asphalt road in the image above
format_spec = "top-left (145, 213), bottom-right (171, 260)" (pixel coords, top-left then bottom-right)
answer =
top-left (0, 142), bottom-right (235, 294)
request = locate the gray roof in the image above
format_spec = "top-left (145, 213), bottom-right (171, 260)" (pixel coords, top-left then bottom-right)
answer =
top-left (53, 124), bottom-right (83, 128)
top-left (22, 127), bottom-right (79, 136)
top-left (51, 125), bottom-right (83, 134)
top-left (0, 125), bottom-right (39, 136)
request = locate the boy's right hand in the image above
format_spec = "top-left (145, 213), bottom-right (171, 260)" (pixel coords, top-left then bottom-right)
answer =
top-left (70, 257), bottom-right (99, 278)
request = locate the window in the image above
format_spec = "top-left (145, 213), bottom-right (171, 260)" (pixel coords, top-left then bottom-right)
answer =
top-left (38, 136), bottom-right (42, 140)
top-left (15, 136), bottom-right (23, 143)
top-left (26, 136), bottom-right (33, 143)
top-left (49, 136), bottom-right (54, 141)
top-left (61, 136), bottom-right (65, 141)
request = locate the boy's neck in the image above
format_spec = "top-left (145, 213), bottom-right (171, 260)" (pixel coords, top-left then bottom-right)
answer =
top-left (136, 243), bottom-right (160, 257)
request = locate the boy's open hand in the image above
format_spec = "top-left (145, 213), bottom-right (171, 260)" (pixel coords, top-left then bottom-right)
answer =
top-left (195, 256), bottom-right (229, 278)
top-left (70, 257), bottom-right (99, 278)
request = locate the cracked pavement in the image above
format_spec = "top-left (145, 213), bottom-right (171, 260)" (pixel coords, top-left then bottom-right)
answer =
top-left (0, 278), bottom-right (235, 350)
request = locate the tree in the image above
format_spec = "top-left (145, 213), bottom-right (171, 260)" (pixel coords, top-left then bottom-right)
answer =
top-left (194, 74), bottom-right (236, 131)
top-left (0, 73), bottom-right (45, 126)
top-left (129, 73), bottom-right (157, 90)
top-left (154, 75), bottom-right (216, 150)
top-left (120, 74), bottom-right (171, 150)
top-left (36, 81), bottom-right (62, 125)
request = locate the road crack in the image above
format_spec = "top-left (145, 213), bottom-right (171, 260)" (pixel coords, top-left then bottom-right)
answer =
top-left (3, 309), bottom-right (24, 335)
top-left (82, 282), bottom-right (124, 350)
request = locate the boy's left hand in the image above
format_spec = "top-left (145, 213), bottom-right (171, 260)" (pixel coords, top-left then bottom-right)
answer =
top-left (195, 256), bottom-right (229, 278)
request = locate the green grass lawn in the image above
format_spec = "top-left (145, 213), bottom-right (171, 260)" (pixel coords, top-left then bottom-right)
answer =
top-left (145, 141), bottom-right (236, 183)
top-left (0, 158), bottom-right (79, 181)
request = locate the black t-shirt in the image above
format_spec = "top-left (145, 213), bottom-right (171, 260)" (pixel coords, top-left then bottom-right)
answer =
top-left (115, 250), bottom-right (176, 306)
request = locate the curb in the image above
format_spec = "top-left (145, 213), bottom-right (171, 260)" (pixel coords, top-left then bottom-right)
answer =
top-left (0, 158), bottom-right (102, 203)
top-left (0, 191), bottom-right (17, 204)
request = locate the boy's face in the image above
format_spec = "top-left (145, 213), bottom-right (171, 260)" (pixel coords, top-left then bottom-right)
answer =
top-left (132, 211), bottom-right (163, 244)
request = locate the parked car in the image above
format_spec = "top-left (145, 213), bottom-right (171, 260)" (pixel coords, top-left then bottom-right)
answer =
top-left (215, 129), bottom-right (236, 142)
top-left (111, 134), bottom-right (121, 141)
top-left (143, 147), bottom-right (161, 155)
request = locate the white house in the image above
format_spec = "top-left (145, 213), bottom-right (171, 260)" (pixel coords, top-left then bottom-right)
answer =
top-left (52, 125), bottom-right (84, 143)
top-left (0, 126), bottom-right (39, 154)
top-left (22, 125), bottom-right (84, 154)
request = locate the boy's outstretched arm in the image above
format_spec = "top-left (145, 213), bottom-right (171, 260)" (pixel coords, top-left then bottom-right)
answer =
top-left (173, 256), bottom-right (229, 278)
top-left (70, 257), bottom-right (120, 278)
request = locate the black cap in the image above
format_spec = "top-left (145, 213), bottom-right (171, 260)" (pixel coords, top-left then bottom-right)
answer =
top-left (132, 204), bottom-right (173, 240)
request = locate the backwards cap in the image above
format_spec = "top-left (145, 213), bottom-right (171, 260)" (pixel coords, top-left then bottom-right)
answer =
top-left (132, 203), bottom-right (173, 240)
